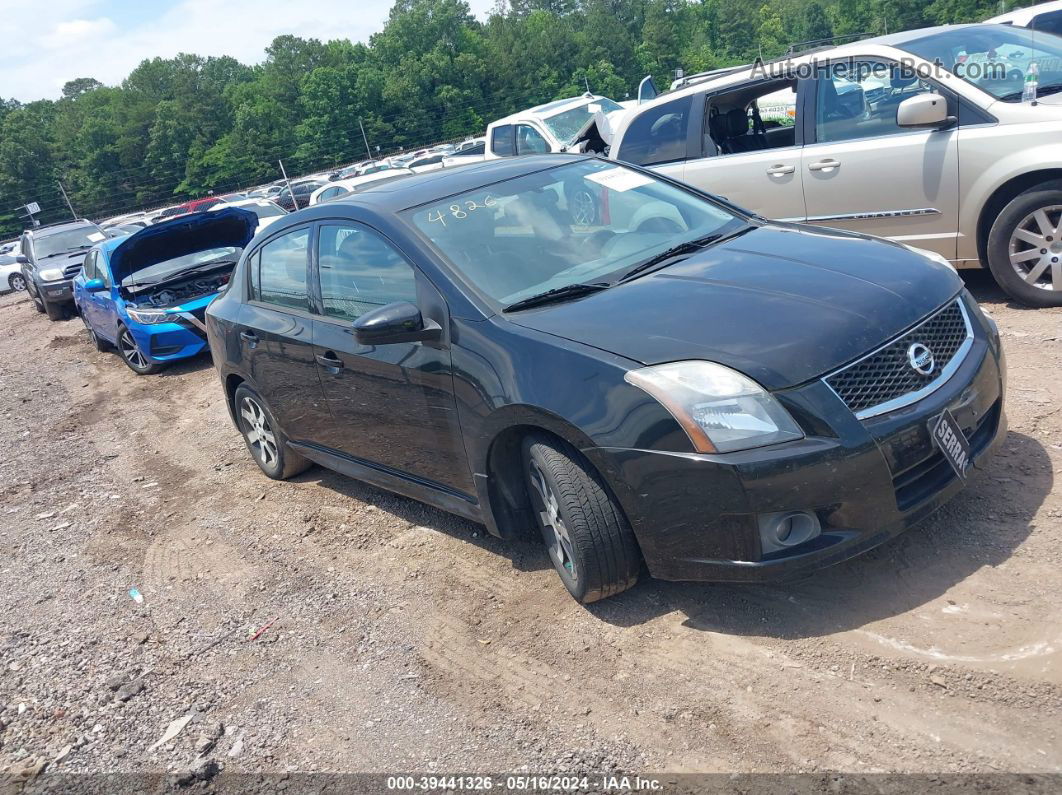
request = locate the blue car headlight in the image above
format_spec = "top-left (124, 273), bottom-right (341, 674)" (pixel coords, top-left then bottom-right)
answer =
top-left (126, 306), bottom-right (176, 325)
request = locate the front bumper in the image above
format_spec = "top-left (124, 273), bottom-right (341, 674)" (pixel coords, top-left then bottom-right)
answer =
top-left (585, 323), bottom-right (1007, 583)
top-left (126, 322), bottom-right (207, 363)
top-left (37, 279), bottom-right (74, 303)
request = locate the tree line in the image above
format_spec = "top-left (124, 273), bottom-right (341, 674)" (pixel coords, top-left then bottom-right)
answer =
top-left (0, 0), bottom-right (1006, 238)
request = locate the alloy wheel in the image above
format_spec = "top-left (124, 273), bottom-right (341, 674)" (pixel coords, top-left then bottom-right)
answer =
top-left (119, 329), bottom-right (148, 370)
top-left (1008, 204), bottom-right (1062, 291)
top-left (528, 459), bottom-right (577, 581)
top-left (9, 273), bottom-right (26, 292)
top-left (570, 189), bottom-right (597, 226)
top-left (240, 396), bottom-right (279, 469)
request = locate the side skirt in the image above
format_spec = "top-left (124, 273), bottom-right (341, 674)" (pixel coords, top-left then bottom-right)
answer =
top-left (288, 441), bottom-right (483, 524)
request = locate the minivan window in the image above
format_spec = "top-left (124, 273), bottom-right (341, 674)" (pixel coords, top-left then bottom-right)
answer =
top-left (617, 95), bottom-right (692, 167)
top-left (316, 224), bottom-right (418, 322)
top-left (255, 228), bottom-right (309, 311)
top-left (816, 61), bottom-right (938, 143)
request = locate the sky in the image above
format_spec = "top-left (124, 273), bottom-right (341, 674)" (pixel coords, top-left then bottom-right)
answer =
top-left (0, 0), bottom-right (496, 103)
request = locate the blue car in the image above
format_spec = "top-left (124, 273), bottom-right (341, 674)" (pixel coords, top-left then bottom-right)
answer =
top-left (73, 209), bottom-right (257, 374)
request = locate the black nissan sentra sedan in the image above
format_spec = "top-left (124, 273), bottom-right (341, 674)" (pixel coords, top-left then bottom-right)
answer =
top-left (205, 155), bottom-right (1006, 603)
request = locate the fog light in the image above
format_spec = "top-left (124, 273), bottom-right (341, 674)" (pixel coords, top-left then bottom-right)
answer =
top-left (757, 510), bottom-right (821, 554)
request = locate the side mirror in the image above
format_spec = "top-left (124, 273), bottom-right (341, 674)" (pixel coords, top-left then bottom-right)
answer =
top-left (84, 278), bottom-right (106, 292)
top-left (897, 93), bottom-right (954, 129)
top-left (15, 255), bottom-right (28, 265)
top-left (352, 301), bottom-right (442, 346)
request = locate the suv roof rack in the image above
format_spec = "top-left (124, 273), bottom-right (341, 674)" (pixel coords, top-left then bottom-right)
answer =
top-left (668, 64), bottom-right (752, 92)
top-left (785, 32), bottom-right (871, 56)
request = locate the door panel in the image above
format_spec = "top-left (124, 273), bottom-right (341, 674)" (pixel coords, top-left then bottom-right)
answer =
top-left (240, 227), bottom-right (332, 442)
top-left (801, 60), bottom-right (959, 258)
top-left (682, 147), bottom-right (806, 220)
top-left (310, 222), bottom-right (471, 495)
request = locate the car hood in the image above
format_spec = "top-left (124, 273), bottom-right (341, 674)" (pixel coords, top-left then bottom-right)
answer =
top-left (109, 208), bottom-right (258, 285)
top-left (506, 224), bottom-right (963, 390)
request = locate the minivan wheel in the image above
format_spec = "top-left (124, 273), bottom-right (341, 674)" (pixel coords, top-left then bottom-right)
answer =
top-left (117, 326), bottom-right (164, 374)
top-left (567, 185), bottom-right (599, 226)
top-left (234, 384), bottom-right (311, 480)
top-left (8, 273), bottom-right (26, 292)
top-left (522, 435), bottom-right (641, 603)
top-left (987, 184), bottom-right (1062, 307)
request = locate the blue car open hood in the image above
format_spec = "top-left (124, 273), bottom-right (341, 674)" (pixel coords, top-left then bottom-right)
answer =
top-left (109, 208), bottom-right (258, 285)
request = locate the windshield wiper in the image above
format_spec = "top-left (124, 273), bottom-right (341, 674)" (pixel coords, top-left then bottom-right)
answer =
top-left (617, 227), bottom-right (751, 284)
top-left (503, 282), bottom-right (610, 312)
top-left (999, 82), bottom-right (1062, 102)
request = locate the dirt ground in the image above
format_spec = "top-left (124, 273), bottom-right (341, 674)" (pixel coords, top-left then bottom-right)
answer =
top-left (0, 270), bottom-right (1060, 783)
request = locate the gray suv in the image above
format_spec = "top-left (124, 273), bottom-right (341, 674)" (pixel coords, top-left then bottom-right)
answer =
top-left (18, 220), bottom-right (106, 320)
top-left (597, 24), bottom-right (1062, 307)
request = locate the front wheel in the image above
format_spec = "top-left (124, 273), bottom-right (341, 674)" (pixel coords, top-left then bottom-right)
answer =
top-left (31, 289), bottom-right (45, 314)
top-left (8, 273), bottom-right (26, 292)
top-left (117, 326), bottom-right (164, 374)
top-left (234, 384), bottom-right (310, 480)
top-left (522, 435), bottom-right (641, 603)
top-left (986, 184), bottom-right (1062, 307)
top-left (44, 299), bottom-right (66, 321)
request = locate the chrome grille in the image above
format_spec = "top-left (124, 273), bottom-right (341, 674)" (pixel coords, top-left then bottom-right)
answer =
top-left (825, 300), bottom-right (972, 418)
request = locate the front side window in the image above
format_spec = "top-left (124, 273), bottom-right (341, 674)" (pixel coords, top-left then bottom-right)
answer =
top-left (316, 225), bottom-right (417, 322)
top-left (255, 227), bottom-right (309, 310)
top-left (815, 61), bottom-right (939, 144)
top-left (404, 159), bottom-right (743, 309)
top-left (900, 25), bottom-right (1062, 102)
top-left (516, 124), bottom-right (549, 155)
top-left (491, 124), bottom-right (514, 156)
top-left (617, 95), bottom-right (692, 167)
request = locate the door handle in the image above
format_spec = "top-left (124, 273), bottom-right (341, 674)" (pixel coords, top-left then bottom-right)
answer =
top-left (239, 330), bottom-right (259, 348)
top-left (766, 164), bottom-right (795, 176)
top-left (315, 352), bottom-right (343, 372)
top-left (808, 158), bottom-right (841, 172)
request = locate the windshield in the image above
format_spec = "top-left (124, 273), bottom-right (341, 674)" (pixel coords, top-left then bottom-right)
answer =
top-left (123, 247), bottom-right (239, 286)
top-left (900, 25), bottom-right (1062, 101)
top-left (542, 99), bottom-right (624, 144)
top-left (405, 159), bottom-right (743, 308)
top-left (33, 227), bottom-right (105, 259)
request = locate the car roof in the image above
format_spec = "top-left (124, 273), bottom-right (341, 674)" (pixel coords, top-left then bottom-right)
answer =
top-left (328, 154), bottom-right (592, 212)
top-left (25, 219), bottom-right (98, 237)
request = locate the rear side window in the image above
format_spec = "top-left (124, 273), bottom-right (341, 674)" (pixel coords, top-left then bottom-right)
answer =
top-left (617, 95), bottom-right (692, 166)
top-left (1033, 10), bottom-right (1062, 35)
top-left (491, 124), bottom-right (514, 156)
top-left (254, 228), bottom-right (310, 311)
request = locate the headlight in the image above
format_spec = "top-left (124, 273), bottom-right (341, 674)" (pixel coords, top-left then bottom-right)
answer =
top-left (624, 361), bottom-right (804, 453)
top-left (126, 306), bottom-right (176, 325)
top-left (38, 268), bottom-right (66, 282)
top-left (904, 244), bottom-right (955, 271)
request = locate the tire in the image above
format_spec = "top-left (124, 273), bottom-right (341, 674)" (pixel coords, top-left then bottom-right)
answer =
top-left (44, 299), bottom-right (66, 321)
top-left (234, 383), bottom-right (311, 480)
top-left (81, 313), bottom-right (108, 351)
top-left (986, 182), bottom-right (1062, 308)
top-left (116, 325), bottom-right (164, 375)
top-left (522, 434), bottom-right (641, 603)
top-left (567, 184), bottom-right (599, 226)
top-left (8, 273), bottom-right (26, 292)
top-left (31, 289), bottom-right (45, 314)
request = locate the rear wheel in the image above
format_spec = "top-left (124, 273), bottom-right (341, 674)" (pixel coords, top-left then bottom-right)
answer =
top-left (567, 185), bottom-right (599, 226)
top-left (117, 326), bottom-right (164, 374)
top-left (81, 313), bottom-right (108, 351)
top-left (8, 273), bottom-right (26, 292)
top-left (522, 435), bottom-right (641, 603)
top-left (987, 183), bottom-right (1062, 307)
top-left (234, 384), bottom-right (311, 480)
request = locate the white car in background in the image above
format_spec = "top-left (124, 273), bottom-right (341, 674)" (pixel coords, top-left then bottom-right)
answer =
top-left (985, 0), bottom-right (1062, 34)
top-left (442, 137), bottom-right (486, 167)
top-left (484, 93), bottom-right (625, 160)
top-left (308, 168), bottom-right (416, 205)
top-left (408, 153), bottom-right (447, 173)
top-left (1, 252), bottom-right (25, 293)
top-left (208, 198), bottom-right (287, 233)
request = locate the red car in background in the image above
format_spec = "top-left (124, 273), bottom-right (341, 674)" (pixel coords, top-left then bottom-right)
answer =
top-left (150, 196), bottom-right (223, 223)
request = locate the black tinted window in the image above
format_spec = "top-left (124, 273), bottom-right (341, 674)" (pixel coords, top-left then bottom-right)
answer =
top-left (617, 95), bottom-right (691, 166)
top-left (256, 228), bottom-right (309, 310)
top-left (1033, 10), bottom-right (1062, 36)
top-left (491, 124), bottom-right (514, 156)
top-left (316, 224), bottom-right (417, 322)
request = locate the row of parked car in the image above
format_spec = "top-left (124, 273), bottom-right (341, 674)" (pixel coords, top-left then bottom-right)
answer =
top-left (3, 19), bottom-right (1051, 603)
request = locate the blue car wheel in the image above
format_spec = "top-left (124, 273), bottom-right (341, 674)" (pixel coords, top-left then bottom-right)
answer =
top-left (117, 325), bottom-right (164, 375)
top-left (80, 313), bottom-right (108, 352)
